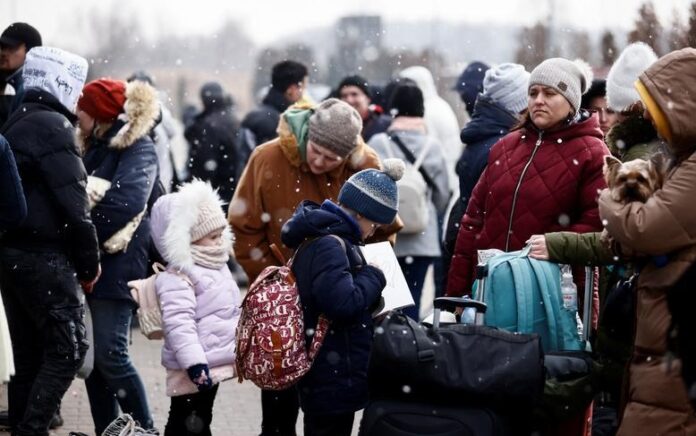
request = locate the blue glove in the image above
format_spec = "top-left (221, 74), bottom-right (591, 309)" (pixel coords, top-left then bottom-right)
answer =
top-left (187, 364), bottom-right (213, 391)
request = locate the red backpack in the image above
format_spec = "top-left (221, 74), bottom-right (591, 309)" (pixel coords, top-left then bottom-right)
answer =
top-left (236, 236), bottom-right (344, 390)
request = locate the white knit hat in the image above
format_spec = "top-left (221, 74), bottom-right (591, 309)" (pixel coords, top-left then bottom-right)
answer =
top-left (22, 46), bottom-right (88, 113)
top-left (482, 63), bottom-right (530, 115)
top-left (606, 42), bottom-right (658, 112)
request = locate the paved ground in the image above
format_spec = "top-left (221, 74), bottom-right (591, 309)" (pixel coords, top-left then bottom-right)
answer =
top-left (0, 268), bottom-right (435, 435)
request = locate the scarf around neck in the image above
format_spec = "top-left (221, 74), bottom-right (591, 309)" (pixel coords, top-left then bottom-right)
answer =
top-left (191, 241), bottom-right (230, 270)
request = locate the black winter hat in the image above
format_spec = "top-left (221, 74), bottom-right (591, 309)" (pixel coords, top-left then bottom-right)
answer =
top-left (580, 79), bottom-right (607, 110)
top-left (200, 82), bottom-right (225, 109)
top-left (390, 83), bottom-right (424, 117)
top-left (0, 22), bottom-right (42, 50)
top-left (337, 75), bottom-right (371, 99)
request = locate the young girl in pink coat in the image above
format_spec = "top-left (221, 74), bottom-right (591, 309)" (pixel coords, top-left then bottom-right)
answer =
top-left (149, 180), bottom-right (241, 436)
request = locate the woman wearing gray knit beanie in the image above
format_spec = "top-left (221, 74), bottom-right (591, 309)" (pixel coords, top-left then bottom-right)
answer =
top-left (447, 57), bottom-right (609, 435)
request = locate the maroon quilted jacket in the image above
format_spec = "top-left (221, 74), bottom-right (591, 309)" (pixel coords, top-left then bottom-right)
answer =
top-left (447, 113), bottom-right (609, 296)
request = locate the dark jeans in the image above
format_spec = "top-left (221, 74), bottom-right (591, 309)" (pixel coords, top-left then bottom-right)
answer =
top-left (0, 248), bottom-right (87, 436)
top-left (164, 384), bottom-right (219, 436)
top-left (304, 412), bottom-right (354, 436)
top-left (261, 387), bottom-right (298, 436)
top-left (85, 298), bottom-right (153, 434)
top-left (398, 256), bottom-right (434, 320)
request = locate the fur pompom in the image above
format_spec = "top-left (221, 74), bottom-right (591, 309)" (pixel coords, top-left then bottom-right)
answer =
top-left (573, 59), bottom-right (595, 95)
top-left (382, 158), bottom-right (405, 181)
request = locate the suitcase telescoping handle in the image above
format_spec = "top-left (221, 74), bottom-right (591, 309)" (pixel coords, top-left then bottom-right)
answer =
top-left (431, 297), bottom-right (487, 329)
top-left (433, 263), bottom-right (489, 329)
top-left (582, 266), bottom-right (593, 347)
top-left (474, 263), bottom-right (489, 325)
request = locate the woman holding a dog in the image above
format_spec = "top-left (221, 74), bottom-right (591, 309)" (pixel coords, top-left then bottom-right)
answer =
top-left (525, 41), bottom-right (663, 436)
top-left (446, 57), bottom-right (609, 435)
top-left (598, 48), bottom-right (696, 436)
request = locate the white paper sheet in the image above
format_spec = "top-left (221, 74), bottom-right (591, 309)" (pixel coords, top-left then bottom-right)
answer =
top-left (360, 242), bottom-right (415, 317)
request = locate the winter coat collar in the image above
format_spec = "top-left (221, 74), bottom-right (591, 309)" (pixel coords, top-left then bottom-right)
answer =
top-left (6, 66), bottom-right (22, 91)
top-left (19, 88), bottom-right (77, 123)
top-left (388, 116), bottom-right (427, 133)
top-left (277, 104), bottom-right (380, 177)
top-left (460, 97), bottom-right (518, 145)
top-left (606, 114), bottom-right (660, 158)
top-left (263, 87), bottom-right (291, 113)
top-left (280, 200), bottom-right (362, 249)
top-left (520, 109), bottom-right (604, 144)
top-left (77, 80), bottom-right (160, 151)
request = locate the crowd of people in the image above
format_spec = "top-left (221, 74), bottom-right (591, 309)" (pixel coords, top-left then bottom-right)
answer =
top-left (0, 17), bottom-right (696, 436)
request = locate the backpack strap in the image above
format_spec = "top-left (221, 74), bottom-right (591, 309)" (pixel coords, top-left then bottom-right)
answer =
top-left (155, 262), bottom-right (194, 288)
top-left (389, 134), bottom-right (438, 193)
top-left (509, 259), bottom-right (535, 334)
top-left (529, 260), bottom-right (562, 351)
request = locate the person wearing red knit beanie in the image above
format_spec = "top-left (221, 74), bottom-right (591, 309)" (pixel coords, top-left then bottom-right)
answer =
top-left (78, 79), bottom-right (127, 123)
top-left (75, 76), bottom-right (161, 434)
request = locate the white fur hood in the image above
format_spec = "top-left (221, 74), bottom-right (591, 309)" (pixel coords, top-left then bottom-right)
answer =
top-left (150, 180), bottom-right (232, 269)
top-left (78, 80), bottom-right (160, 151)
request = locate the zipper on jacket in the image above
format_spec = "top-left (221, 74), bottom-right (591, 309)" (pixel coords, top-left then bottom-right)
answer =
top-left (505, 131), bottom-right (544, 251)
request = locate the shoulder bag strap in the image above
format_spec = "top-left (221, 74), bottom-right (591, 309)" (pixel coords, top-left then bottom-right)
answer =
top-left (390, 134), bottom-right (438, 193)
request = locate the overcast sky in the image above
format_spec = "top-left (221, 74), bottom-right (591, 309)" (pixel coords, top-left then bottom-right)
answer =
top-left (2, 0), bottom-right (693, 51)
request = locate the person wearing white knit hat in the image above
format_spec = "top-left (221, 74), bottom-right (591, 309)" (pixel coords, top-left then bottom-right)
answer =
top-left (606, 42), bottom-right (658, 113)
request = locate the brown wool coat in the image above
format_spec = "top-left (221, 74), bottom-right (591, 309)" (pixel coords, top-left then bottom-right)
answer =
top-left (229, 113), bottom-right (400, 282)
top-left (599, 48), bottom-right (696, 436)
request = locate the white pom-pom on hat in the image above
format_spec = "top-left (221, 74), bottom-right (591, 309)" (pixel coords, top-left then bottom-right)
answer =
top-left (382, 158), bottom-right (405, 182)
top-left (572, 59), bottom-right (594, 95)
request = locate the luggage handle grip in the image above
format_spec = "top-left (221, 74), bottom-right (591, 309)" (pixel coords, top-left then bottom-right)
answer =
top-left (417, 349), bottom-right (435, 362)
top-left (433, 297), bottom-right (487, 313)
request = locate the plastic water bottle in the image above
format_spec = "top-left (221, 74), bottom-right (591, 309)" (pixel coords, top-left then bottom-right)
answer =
top-left (461, 307), bottom-right (476, 325)
top-left (561, 265), bottom-right (578, 311)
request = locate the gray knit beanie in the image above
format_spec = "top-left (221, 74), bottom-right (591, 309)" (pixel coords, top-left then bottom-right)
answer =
top-left (308, 98), bottom-right (363, 157)
top-left (529, 58), bottom-right (594, 114)
top-left (482, 63), bottom-right (530, 115)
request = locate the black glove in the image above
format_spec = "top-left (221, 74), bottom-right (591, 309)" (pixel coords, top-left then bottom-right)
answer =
top-left (187, 363), bottom-right (213, 391)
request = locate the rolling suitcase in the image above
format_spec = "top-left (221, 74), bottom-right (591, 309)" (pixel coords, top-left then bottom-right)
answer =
top-left (361, 265), bottom-right (543, 436)
top-left (359, 400), bottom-right (512, 436)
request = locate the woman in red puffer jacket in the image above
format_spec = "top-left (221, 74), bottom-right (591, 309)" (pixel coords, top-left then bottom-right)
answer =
top-left (447, 57), bottom-right (608, 297)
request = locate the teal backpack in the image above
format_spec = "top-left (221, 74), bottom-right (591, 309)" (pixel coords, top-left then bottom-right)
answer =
top-left (473, 248), bottom-right (583, 352)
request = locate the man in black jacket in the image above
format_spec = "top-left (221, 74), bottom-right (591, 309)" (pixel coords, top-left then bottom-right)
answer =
top-left (238, 60), bottom-right (308, 166)
top-left (0, 22), bottom-right (42, 126)
top-left (337, 74), bottom-right (391, 142)
top-left (185, 81), bottom-right (240, 208)
top-left (0, 46), bottom-right (100, 435)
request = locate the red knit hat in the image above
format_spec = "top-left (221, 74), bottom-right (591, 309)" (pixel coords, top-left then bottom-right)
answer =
top-left (78, 79), bottom-right (127, 122)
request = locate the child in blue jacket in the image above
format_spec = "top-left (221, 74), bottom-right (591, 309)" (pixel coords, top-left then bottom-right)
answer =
top-left (280, 159), bottom-right (404, 436)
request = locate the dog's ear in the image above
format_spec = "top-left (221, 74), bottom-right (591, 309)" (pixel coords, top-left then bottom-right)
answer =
top-left (648, 153), bottom-right (668, 189)
top-left (603, 155), bottom-right (622, 185)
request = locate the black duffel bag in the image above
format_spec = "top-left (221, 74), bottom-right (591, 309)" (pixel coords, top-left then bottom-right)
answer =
top-left (369, 308), bottom-right (545, 410)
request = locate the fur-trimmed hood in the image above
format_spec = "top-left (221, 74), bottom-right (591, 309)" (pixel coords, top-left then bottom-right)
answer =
top-left (77, 80), bottom-right (160, 151)
top-left (150, 180), bottom-right (232, 269)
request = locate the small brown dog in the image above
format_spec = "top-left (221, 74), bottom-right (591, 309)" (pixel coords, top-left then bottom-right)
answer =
top-left (603, 154), bottom-right (667, 203)
top-left (602, 153), bottom-right (667, 244)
